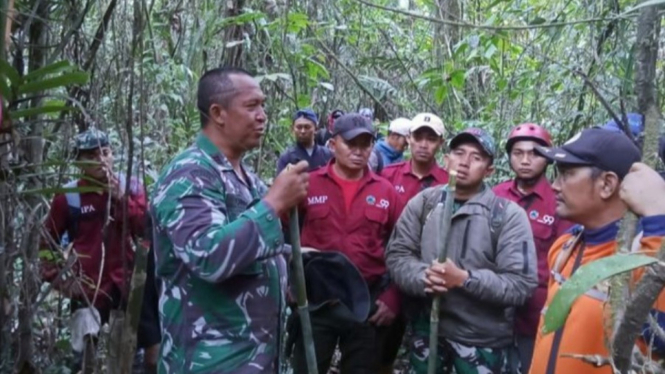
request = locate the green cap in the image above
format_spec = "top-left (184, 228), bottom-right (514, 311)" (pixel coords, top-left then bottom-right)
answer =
top-left (74, 128), bottom-right (109, 151)
top-left (449, 127), bottom-right (496, 159)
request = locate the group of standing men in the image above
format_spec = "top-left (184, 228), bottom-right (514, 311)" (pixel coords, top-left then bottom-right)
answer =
top-left (40, 66), bottom-right (665, 374)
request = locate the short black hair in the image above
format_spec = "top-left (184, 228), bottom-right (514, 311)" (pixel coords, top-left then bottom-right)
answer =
top-left (197, 67), bottom-right (253, 128)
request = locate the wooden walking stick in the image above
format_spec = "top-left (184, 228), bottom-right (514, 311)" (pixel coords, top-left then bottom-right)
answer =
top-left (286, 165), bottom-right (319, 374)
top-left (428, 171), bottom-right (457, 374)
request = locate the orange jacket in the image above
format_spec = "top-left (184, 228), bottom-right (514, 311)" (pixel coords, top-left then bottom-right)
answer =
top-left (530, 215), bottom-right (665, 374)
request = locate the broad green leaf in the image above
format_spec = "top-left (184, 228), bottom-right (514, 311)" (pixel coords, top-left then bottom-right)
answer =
top-left (434, 85), bottom-right (448, 104)
top-left (542, 254), bottom-right (658, 334)
top-left (286, 12), bottom-right (309, 33)
top-left (484, 44), bottom-right (498, 59)
top-left (450, 70), bottom-right (466, 89)
top-left (23, 61), bottom-right (74, 82)
top-left (11, 104), bottom-right (74, 119)
top-left (0, 59), bottom-right (20, 87)
top-left (18, 72), bottom-right (89, 95)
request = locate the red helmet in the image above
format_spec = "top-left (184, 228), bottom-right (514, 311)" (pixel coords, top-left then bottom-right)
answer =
top-left (505, 123), bottom-right (552, 153)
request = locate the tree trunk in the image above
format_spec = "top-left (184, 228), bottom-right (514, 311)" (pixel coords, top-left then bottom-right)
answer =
top-left (15, 0), bottom-right (49, 372)
top-left (611, 3), bottom-right (663, 373)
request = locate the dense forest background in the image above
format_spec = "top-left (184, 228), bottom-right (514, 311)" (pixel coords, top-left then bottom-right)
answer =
top-left (0, 0), bottom-right (664, 372)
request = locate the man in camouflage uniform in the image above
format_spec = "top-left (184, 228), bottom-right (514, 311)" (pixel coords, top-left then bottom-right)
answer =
top-left (150, 67), bottom-right (309, 373)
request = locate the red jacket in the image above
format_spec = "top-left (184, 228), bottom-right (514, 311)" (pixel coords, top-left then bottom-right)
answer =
top-left (299, 162), bottom-right (401, 314)
top-left (493, 177), bottom-right (573, 336)
top-left (42, 178), bottom-right (147, 311)
top-left (380, 161), bottom-right (449, 217)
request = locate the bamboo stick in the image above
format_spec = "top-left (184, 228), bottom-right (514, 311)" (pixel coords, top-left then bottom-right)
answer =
top-left (285, 162), bottom-right (318, 374)
top-left (428, 171), bottom-right (458, 374)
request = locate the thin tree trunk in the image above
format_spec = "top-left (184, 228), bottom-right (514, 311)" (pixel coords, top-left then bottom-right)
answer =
top-left (611, 3), bottom-right (663, 373)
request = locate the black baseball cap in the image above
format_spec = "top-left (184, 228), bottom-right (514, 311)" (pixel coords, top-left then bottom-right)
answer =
top-left (534, 128), bottom-right (641, 179)
top-left (332, 113), bottom-right (375, 141)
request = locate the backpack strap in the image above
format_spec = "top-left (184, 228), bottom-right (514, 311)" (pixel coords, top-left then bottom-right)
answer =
top-left (547, 229), bottom-right (607, 305)
top-left (63, 180), bottom-right (81, 246)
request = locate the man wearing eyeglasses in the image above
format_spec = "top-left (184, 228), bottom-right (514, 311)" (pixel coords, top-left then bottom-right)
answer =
top-left (277, 108), bottom-right (332, 174)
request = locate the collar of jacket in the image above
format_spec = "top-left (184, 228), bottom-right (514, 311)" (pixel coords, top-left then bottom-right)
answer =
top-left (196, 132), bottom-right (237, 172)
top-left (450, 183), bottom-right (497, 216)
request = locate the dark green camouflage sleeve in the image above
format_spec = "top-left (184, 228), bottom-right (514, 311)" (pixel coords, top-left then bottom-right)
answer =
top-left (151, 165), bottom-right (287, 283)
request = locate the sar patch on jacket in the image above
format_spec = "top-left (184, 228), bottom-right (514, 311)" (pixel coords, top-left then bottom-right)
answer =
top-left (529, 210), bottom-right (539, 220)
top-left (366, 195), bottom-right (376, 205)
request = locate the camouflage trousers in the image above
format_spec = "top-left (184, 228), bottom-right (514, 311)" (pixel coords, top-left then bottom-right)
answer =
top-left (408, 316), bottom-right (515, 374)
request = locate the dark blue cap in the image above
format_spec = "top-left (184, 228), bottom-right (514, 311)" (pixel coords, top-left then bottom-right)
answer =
top-left (535, 128), bottom-right (641, 179)
top-left (293, 108), bottom-right (318, 124)
top-left (602, 113), bottom-right (644, 138)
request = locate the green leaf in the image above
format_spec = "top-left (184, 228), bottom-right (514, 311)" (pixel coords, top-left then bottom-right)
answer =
top-left (450, 70), bottom-right (466, 89)
top-left (17, 72), bottom-right (89, 95)
top-left (0, 59), bottom-right (20, 88)
top-left (529, 17), bottom-right (547, 25)
top-left (542, 254), bottom-right (658, 334)
top-left (434, 85), bottom-right (448, 104)
top-left (286, 12), bottom-right (309, 33)
top-left (23, 61), bottom-right (74, 82)
top-left (484, 44), bottom-right (498, 59)
top-left (10, 104), bottom-right (73, 119)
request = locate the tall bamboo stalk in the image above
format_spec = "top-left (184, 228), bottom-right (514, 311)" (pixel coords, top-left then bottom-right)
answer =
top-left (289, 207), bottom-right (318, 374)
top-left (428, 171), bottom-right (457, 374)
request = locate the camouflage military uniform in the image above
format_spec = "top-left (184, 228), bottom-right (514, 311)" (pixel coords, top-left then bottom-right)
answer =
top-left (408, 314), bottom-right (512, 374)
top-left (150, 133), bottom-right (290, 374)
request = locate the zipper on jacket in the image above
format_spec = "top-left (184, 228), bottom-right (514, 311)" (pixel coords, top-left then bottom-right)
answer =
top-left (521, 241), bottom-right (529, 274)
top-left (459, 221), bottom-right (471, 259)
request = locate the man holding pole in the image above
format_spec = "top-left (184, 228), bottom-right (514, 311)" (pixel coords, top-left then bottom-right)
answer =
top-left (150, 67), bottom-right (309, 373)
top-left (386, 128), bottom-right (537, 374)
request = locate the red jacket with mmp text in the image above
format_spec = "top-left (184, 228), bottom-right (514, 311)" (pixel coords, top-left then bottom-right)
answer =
top-left (299, 161), bottom-right (401, 314)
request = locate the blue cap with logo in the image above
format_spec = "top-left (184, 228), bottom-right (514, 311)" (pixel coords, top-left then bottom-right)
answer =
top-left (449, 127), bottom-right (497, 160)
top-left (293, 108), bottom-right (318, 125)
top-left (535, 128), bottom-right (641, 179)
top-left (74, 128), bottom-right (110, 151)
